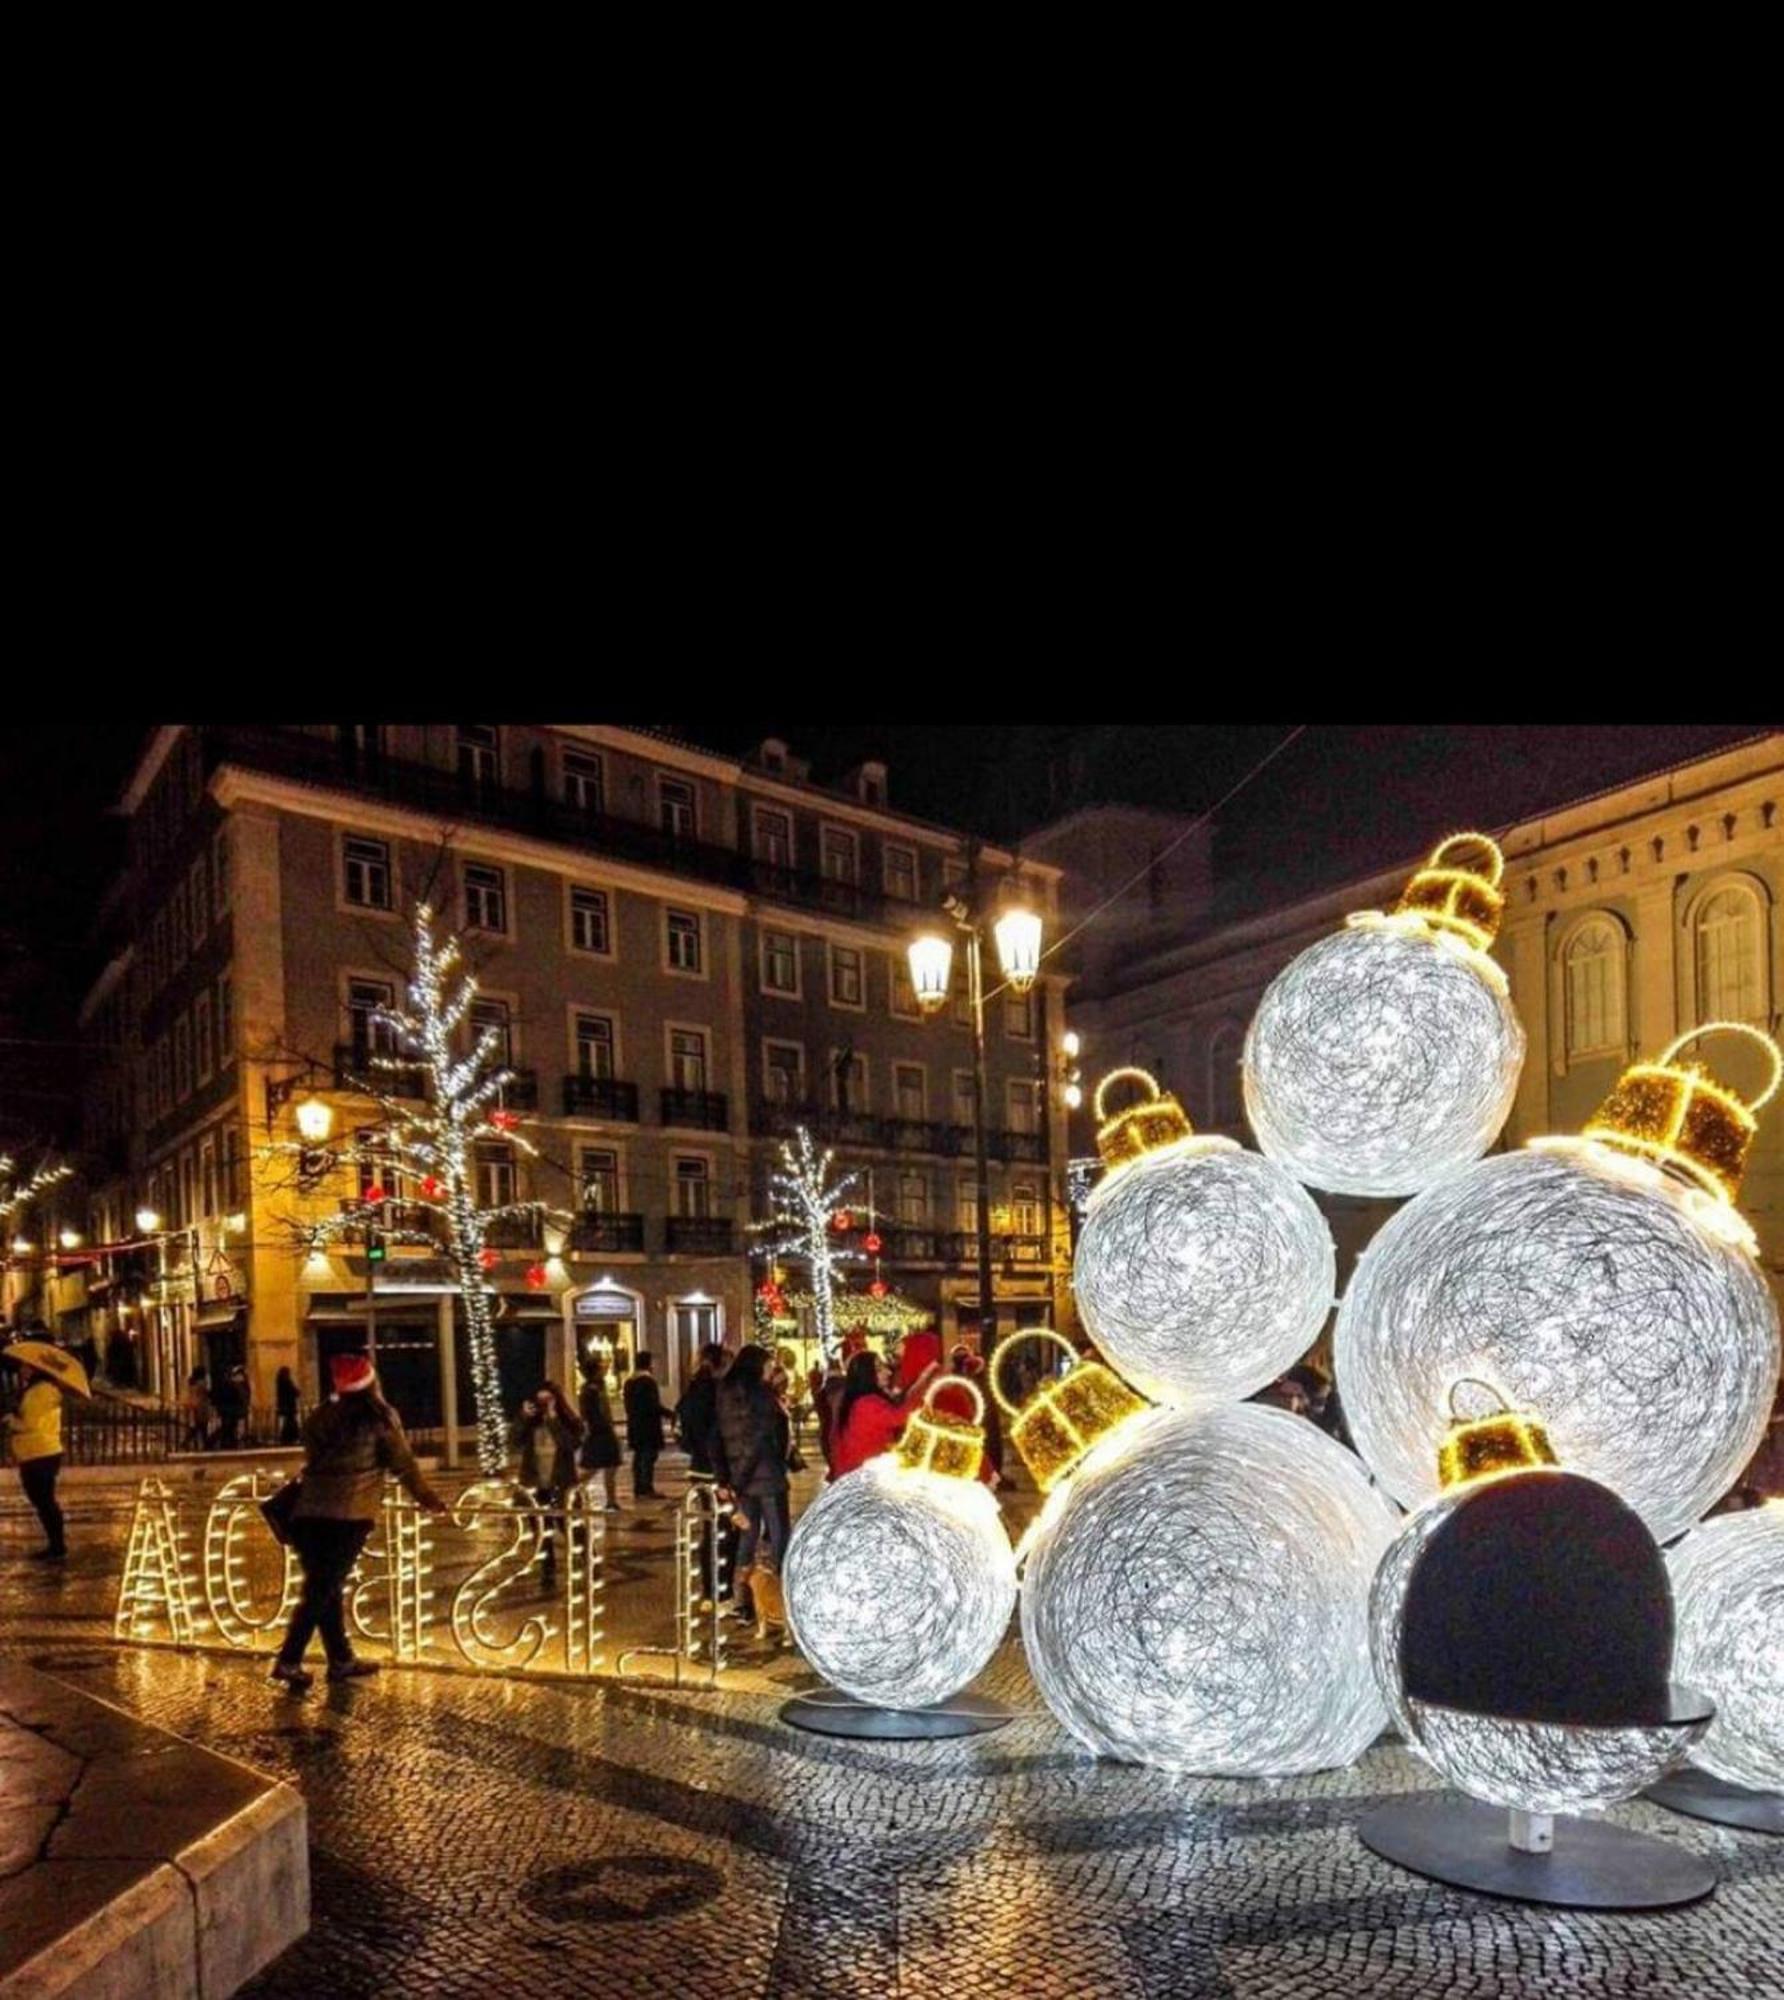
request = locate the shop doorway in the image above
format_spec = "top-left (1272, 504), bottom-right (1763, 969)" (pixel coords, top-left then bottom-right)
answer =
top-left (670, 1300), bottom-right (721, 1396)
top-left (570, 1284), bottom-right (642, 1390)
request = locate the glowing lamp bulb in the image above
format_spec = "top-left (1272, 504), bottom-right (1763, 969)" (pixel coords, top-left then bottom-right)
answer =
top-left (135, 1208), bottom-right (160, 1234)
top-left (10, 1236), bottom-right (31, 1255)
top-left (907, 933), bottom-right (953, 1014)
top-left (294, 1096), bottom-right (335, 1144)
top-left (1062, 1030), bottom-right (1081, 1059)
top-left (58, 1229), bottom-right (82, 1249)
top-left (993, 903), bottom-right (1043, 993)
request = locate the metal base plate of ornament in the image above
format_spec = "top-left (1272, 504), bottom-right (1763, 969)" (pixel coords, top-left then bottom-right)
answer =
top-left (1358, 1794), bottom-right (1717, 1909)
top-left (1645, 1766), bottom-right (1784, 1835)
top-left (779, 1690), bottom-right (1013, 1740)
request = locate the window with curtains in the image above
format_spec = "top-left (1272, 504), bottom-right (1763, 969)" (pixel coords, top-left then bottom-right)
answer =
top-left (1564, 918), bottom-right (1627, 1057)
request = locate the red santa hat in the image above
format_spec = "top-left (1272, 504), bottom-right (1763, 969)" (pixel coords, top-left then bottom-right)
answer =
top-left (330, 1352), bottom-right (376, 1395)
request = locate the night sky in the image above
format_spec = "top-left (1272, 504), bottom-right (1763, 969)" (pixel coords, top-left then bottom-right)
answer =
top-left (0, 719), bottom-right (1770, 1157)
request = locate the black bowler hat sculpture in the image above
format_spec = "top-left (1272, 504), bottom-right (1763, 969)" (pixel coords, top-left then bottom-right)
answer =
top-left (1359, 1381), bottom-right (1718, 1908)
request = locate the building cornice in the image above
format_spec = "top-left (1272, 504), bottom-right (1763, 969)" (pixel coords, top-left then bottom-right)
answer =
top-left (77, 950), bottom-right (134, 1030)
top-left (209, 767), bottom-right (752, 918)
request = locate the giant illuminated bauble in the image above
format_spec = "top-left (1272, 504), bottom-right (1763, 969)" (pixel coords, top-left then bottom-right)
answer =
top-left (1667, 1506), bottom-right (1784, 1793)
top-left (1337, 1141), bottom-right (1780, 1543)
top-left (1074, 1091), bottom-right (1334, 1409)
top-left (1020, 1403), bottom-right (1398, 1774)
top-left (783, 1457), bottom-right (1016, 1710)
top-left (1243, 925), bottom-right (1524, 1198)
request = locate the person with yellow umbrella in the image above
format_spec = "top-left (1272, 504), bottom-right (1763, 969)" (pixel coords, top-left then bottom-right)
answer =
top-left (3, 1340), bottom-right (91, 1562)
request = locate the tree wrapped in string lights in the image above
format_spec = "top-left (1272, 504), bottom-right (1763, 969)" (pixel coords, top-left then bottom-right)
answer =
top-left (270, 904), bottom-right (559, 1475)
top-left (0, 1153), bottom-right (72, 1229)
top-left (748, 1128), bottom-right (863, 1362)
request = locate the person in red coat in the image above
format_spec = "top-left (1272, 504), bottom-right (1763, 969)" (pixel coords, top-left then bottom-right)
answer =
top-left (828, 1351), bottom-right (939, 1479)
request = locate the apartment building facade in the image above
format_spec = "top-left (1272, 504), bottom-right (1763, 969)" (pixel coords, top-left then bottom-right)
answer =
top-left (77, 725), bottom-right (1071, 1435)
top-left (1033, 734), bottom-right (1784, 1336)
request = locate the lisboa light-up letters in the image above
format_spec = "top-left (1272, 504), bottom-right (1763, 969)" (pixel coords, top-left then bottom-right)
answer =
top-left (115, 1471), bottom-right (607, 1681)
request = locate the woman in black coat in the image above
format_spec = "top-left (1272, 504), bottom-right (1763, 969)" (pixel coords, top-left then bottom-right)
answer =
top-left (578, 1354), bottom-right (623, 1510)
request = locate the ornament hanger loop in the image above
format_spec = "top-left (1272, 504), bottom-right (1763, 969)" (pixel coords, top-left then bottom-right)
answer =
top-left (1426, 832), bottom-right (1505, 887)
top-left (989, 1327), bottom-right (1080, 1419)
top-left (924, 1375), bottom-right (984, 1426)
top-left (1093, 1067), bottom-right (1162, 1124)
top-left (1658, 1021), bottom-right (1782, 1112)
top-left (1446, 1376), bottom-right (1510, 1422)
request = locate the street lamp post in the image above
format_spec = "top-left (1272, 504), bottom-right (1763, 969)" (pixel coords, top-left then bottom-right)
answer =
top-left (908, 877), bottom-right (1043, 1361)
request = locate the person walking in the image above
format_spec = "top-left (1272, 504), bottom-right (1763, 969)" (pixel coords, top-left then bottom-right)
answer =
top-left (270, 1353), bottom-right (446, 1691)
top-left (713, 1345), bottom-right (792, 1632)
top-left (675, 1342), bottom-right (733, 1606)
top-left (3, 1346), bottom-right (85, 1561)
top-left (623, 1351), bottom-right (665, 1499)
top-left (512, 1380), bottom-right (584, 1583)
top-left (275, 1366), bottom-right (301, 1445)
top-left (576, 1353), bottom-right (624, 1510)
top-left (829, 1350), bottom-right (939, 1479)
top-left (814, 1357), bottom-right (846, 1473)
top-left (183, 1369), bottom-right (213, 1451)
top-left (212, 1366), bottom-right (245, 1449)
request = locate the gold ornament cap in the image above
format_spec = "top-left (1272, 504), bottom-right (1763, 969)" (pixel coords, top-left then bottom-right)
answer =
top-left (1583, 1022), bottom-right (1781, 1205)
top-left (1395, 833), bottom-right (1506, 952)
top-left (1094, 1068), bottom-right (1194, 1173)
top-left (991, 1329), bottom-right (1149, 1491)
top-left (1438, 1379), bottom-right (1558, 1491)
top-left (894, 1377), bottom-right (987, 1482)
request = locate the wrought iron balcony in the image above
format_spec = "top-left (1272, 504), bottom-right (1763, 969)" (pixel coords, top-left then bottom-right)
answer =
top-left (570, 1211), bottom-right (645, 1254)
top-left (482, 1210), bottom-right (544, 1250)
top-left (881, 1225), bottom-right (944, 1263)
top-left (887, 1117), bottom-right (950, 1154)
top-left (562, 1075), bottom-right (640, 1121)
top-left (495, 1068), bottom-right (538, 1111)
top-left (665, 1215), bottom-right (734, 1255)
top-left (333, 1044), bottom-right (427, 1099)
top-left (661, 1088), bottom-right (728, 1132)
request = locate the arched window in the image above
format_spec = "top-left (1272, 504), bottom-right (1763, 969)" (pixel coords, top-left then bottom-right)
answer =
top-left (1694, 882), bottom-right (1768, 1024)
top-left (1208, 1022), bottom-right (1245, 1131)
top-left (1563, 916), bottom-right (1626, 1058)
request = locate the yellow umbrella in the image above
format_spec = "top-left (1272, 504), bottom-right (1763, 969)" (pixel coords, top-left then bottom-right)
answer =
top-left (4, 1340), bottom-right (93, 1401)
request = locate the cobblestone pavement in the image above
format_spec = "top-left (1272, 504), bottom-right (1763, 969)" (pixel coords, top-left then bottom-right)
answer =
top-left (3, 1463), bottom-right (1782, 1999)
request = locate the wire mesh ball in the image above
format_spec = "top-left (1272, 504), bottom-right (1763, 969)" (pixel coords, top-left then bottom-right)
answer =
top-left (783, 1456), bottom-right (1017, 1710)
top-left (1073, 1143), bottom-right (1336, 1409)
top-left (1242, 924), bottom-right (1525, 1197)
top-left (1667, 1506), bottom-right (1784, 1793)
top-left (1336, 1142), bottom-right (1780, 1543)
top-left (1020, 1402), bottom-right (1399, 1774)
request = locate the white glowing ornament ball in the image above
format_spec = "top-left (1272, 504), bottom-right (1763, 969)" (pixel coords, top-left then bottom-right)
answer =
top-left (1667, 1506), bottom-right (1784, 1794)
top-left (1337, 1025), bottom-right (1783, 1544)
top-left (784, 1448), bottom-right (1016, 1711)
top-left (1073, 1069), bottom-right (1335, 1409)
top-left (1242, 834), bottom-right (1526, 1198)
top-left (1020, 1402), bottom-right (1399, 1774)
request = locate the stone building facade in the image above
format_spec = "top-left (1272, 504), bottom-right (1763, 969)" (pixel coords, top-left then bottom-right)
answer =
top-left (74, 726), bottom-right (1072, 1442)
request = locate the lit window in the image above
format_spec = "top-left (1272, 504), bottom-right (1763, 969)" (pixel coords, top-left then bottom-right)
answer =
top-left (464, 863), bottom-right (507, 934)
top-left (891, 956), bottom-right (921, 1019)
top-left (579, 1148), bottom-right (619, 1212)
top-left (659, 779), bottom-right (696, 838)
top-left (1694, 884), bottom-right (1767, 1024)
top-left (575, 1013), bottom-right (615, 1080)
top-left (666, 908), bottom-right (702, 973)
top-left (1012, 1182), bottom-right (1041, 1236)
top-left (762, 930), bottom-right (800, 995)
top-left (564, 750), bottom-right (604, 815)
top-left (1564, 918), bottom-right (1627, 1057)
top-left (765, 1041), bottom-right (805, 1104)
top-left (348, 979), bottom-right (397, 1062)
top-left (570, 886), bottom-right (611, 955)
top-left (344, 835), bottom-right (392, 910)
top-left (674, 1156), bottom-right (711, 1218)
top-left (830, 945), bottom-right (864, 1007)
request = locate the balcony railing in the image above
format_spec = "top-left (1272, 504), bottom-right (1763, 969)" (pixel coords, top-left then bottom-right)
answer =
top-left (570, 1211), bottom-right (645, 1254)
top-left (483, 1211), bottom-right (544, 1251)
top-left (751, 1099), bottom-right (1042, 1162)
top-left (203, 725), bottom-right (904, 929)
top-left (495, 1067), bottom-right (538, 1111)
top-left (661, 1088), bottom-right (728, 1132)
top-left (334, 1044), bottom-right (427, 1099)
top-left (561, 1075), bottom-right (641, 1121)
top-left (340, 1198), bottom-right (438, 1240)
top-left (665, 1215), bottom-right (734, 1255)
top-left (881, 1225), bottom-right (944, 1262)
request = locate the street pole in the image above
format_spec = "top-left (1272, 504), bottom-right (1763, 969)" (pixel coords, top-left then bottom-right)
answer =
top-left (967, 927), bottom-right (997, 1360)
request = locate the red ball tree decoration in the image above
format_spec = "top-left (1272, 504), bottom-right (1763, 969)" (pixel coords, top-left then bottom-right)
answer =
top-left (479, 1248), bottom-right (500, 1272)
